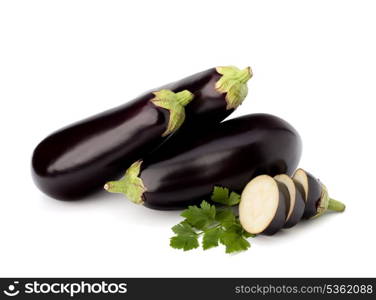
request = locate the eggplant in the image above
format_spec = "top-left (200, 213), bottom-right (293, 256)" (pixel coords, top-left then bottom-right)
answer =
top-left (32, 66), bottom-right (252, 200)
top-left (239, 175), bottom-right (290, 235)
top-left (239, 171), bottom-right (346, 235)
top-left (292, 168), bottom-right (345, 218)
top-left (274, 174), bottom-right (305, 228)
top-left (104, 113), bottom-right (302, 210)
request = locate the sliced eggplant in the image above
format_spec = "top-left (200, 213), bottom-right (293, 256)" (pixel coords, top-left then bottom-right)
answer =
top-left (274, 174), bottom-right (305, 228)
top-left (239, 175), bottom-right (290, 235)
top-left (293, 168), bottom-right (345, 218)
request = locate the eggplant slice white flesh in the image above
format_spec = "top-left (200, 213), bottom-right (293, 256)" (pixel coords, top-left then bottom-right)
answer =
top-left (274, 174), bottom-right (305, 228)
top-left (292, 168), bottom-right (346, 218)
top-left (239, 175), bottom-right (289, 235)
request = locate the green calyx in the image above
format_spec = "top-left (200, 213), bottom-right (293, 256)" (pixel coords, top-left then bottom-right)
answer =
top-left (215, 66), bottom-right (253, 110)
top-left (313, 184), bottom-right (346, 218)
top-left (104, 160), bottom-right (146, 204)
top-left (151, 89), bottom-right (194, 137)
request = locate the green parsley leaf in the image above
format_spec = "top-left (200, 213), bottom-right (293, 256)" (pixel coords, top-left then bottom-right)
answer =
top-left (170, 222), bottom-right (199, 251)
top-left (170, 186), bottom-right (254, 253)
top-left (170, 235), bottom-right (199, 251)
top-left (228, 191), bottom-right (241, 206)
top-left (215, 208), bottom-right (236, 228)
top-left (211, 186), bottom-right (241, 206)
top-left (181, 200), bottom-right (216, 230)
top-left (219, 225), bottom-right (251, 253)
top-left (171, 221), bottom-right (196, 235)
top-left (202, 227), bottom-right (223, 250)
top-left (211, 186), bottom-right (229, 204)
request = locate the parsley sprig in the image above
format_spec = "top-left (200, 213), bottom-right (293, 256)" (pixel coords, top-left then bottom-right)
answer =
top-left (170, 186), bottom-right (255, 254)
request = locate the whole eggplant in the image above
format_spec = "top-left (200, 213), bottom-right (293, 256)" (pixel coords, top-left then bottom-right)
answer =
top-left (105, 113), bottom-right (302, 210)
top-left (32, 66), bottom-right (252, 200)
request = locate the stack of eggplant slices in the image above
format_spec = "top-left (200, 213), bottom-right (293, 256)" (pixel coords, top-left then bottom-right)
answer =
top-left (32, 65), bottom-right (345, 239)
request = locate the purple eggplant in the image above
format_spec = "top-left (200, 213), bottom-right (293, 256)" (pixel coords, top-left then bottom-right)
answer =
top-left (32, 66), bottom-right (252, 200)
top-left (105, 113), bottom-right (302, 210)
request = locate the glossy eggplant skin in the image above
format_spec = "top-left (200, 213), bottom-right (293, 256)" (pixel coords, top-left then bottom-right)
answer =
top-left (166, 69), bottom-right (229, 125)
top-left (302, 173), bottom-right (322, 219)
top-left (284, 180), bottom-right (306, 228)
top-left (113, 113), bottom-right (302, 210)
top-left (32, 95), bottom-right (171, 200)
top-left (32, 67), bottom-right (250, 200)
top-left (262, 181), bottom-right (290, 235)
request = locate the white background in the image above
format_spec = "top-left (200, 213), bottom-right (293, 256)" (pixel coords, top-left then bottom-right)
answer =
top-left (1, 0), bottom-right (375, 277)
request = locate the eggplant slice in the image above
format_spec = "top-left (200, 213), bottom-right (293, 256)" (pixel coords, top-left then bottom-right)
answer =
top-left (274, 174), bottom-right (305, 228)
top-left (293, 168), bottom-right (345, 218)
top-left (239, 175), bottom-right (289, 235)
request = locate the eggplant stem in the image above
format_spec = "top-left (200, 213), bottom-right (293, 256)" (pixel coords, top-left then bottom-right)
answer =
top-left (215, 66), bottom-right (253, 110)
top-left (238, 66), bottom-right (252, 83)
top-left (151, 89), bottom-right (194, 137)
top-left (104, 160), bottom-right (146, 204)
top-left (328, 198), bottom-right (346, 212)
top-left (175, 90), bottom-right (194, 106)
top-left (313, 184), bottom-right (346, 218)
